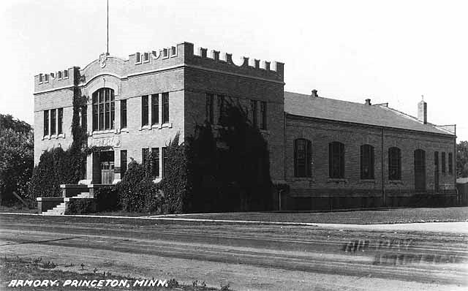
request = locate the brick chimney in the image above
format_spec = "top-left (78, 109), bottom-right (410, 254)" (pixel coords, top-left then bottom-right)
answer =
top-left (365, 98), bottom-right (371, 105)
top-left (311, 89), bottom-right (318, 98)
top-left (418, 97), bottom-right (427, 124)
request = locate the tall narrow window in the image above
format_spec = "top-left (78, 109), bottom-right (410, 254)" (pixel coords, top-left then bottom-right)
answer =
top-left (449, 153), bottom-right (453, 174)
top-left (206, 93), bottom-right (214, 123)
top-left (141, 95), bottom-right (149, 126)
top-left (120, 100), bottom-right (127, 128)
top-left (43, 110), bottom-right (49, 136)
top-left (250, 100), bottom-right (258, 127)
top-left (50, 109), bottom-right (56, 135)
top-left (441, 152), bottom-right (446, 173)
top-left (142, 148), bottom-right (149, 165)
top-left (360, 144), bottom-right (375, 179)
top-left (329, 142), bottom-right (345, 178)
top-left (58, 108), bottom-right (63, 134)
top-left (217, 95), bottom-right (225, 124)
top-left (260, 101), bottom-right (267, 130)
top-left (388, 147), bottom-right (401, 180)
top-left (151, 94), bottom-right (159, 125)
top-left (162, 147), bottom-right (168, 177)
top-left (294, 139), bottom-right (312, 177)
top-left (151, 147), bottom-right (160, 178)
top-left (120, 150), bottom-right (127, 177)
top-left (92, 88), bottom-right (115, 131)
top-left (162, 93), bottom-right (169, 123)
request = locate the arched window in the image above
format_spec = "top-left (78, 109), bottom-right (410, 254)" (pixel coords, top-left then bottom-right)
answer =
top-left (360, 144), bottom-right (374, 179)
top-left (294, 139), bottom-right (312, 177)
top-left (329, 142), bottom-right (345, 178)
top-left (92, 88), bottom-right (115, 131)
top-left (388, 147), bottom-right (401, 180)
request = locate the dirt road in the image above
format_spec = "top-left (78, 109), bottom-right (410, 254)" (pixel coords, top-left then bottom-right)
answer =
top-left (0, 214), bottom-right (467, 290)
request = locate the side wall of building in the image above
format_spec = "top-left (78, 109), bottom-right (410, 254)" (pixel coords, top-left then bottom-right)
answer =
top-left (283, 116), bottom-right (456, 210)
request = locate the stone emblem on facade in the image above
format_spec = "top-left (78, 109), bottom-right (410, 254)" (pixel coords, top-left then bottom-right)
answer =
top-left (99, 53), bottom-right (108, 68)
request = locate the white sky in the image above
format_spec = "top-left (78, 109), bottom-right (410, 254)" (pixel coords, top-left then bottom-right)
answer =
top-left (1, 0), bottom-right (467, 140)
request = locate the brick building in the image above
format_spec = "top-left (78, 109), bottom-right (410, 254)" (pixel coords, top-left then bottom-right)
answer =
top-left (34, 42), bottom-right (457, 210)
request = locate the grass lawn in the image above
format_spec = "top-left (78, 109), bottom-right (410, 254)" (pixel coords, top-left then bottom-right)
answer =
top-left (171, 207), bottom-right (468, 225)
top-left (0, 256), bottom-right (229, 291)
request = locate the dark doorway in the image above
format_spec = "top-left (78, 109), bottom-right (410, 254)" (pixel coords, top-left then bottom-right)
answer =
top-left (93, 150), bottom-right (115, 184)
top-left (414, 149), bottom-right (426, 192)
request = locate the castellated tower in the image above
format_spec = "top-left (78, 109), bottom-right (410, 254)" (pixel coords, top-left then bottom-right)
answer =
top-left (33, 42), bottom-right (285, 184)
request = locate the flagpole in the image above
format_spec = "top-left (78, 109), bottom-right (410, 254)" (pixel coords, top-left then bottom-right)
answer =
top-left (106, 0), bottom-right (109, 55)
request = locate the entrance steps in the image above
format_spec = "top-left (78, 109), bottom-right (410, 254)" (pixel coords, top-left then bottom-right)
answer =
top-left (42, 202), bottom-right (66, 216)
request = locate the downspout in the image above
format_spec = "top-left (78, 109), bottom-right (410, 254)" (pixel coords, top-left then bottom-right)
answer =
top-left (381, 127), bottom-right (385, 207)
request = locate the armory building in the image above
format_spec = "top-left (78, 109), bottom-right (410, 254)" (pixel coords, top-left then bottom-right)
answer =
top-left (34, 42), bottom-right (457, 210)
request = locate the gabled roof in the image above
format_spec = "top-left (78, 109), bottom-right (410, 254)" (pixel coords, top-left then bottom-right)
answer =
top-left (284, 91), bottom-right (454, 136)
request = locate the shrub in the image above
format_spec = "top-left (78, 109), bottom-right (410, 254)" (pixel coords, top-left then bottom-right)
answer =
top-left (95, 186), bottom-right (119, 212)
top-left (66, 198), bottom-right (95, 214)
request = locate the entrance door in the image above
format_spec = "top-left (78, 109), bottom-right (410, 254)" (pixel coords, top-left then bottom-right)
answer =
top-left (100, 151), bottom-right (115, 184)
top-left (414, 149), bottom-right (426, 192)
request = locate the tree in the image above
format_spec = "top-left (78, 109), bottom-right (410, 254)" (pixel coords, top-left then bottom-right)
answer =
top-left (457, 141), bottom-right (468, 178)
top-left (0, 114), bottom-right (34, 205)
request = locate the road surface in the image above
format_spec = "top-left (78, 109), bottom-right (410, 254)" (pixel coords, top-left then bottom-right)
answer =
top-left (0, 214), bottom-right (467, 290)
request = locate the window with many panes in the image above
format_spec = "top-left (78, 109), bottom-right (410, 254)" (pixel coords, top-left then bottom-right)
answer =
top-left (162, 93), bottom-right (169, 124)
top-left (250, 100), bottom-right (258, 127)
top-left (151, 147), bottom-right (160, 178)
top-left (141, 95), bottom-right (149, 126)
top-left (151, 94), bottom-right (159, 125)
top-left (120, 100), bottom-right (127, 128)
top-left (388, 147), bottom-right (401, 180)
top-left (92, 88), bottom-right (115, 131)
top-left (260, 101), bottom-right (267, 130)
top-left (206, 93), bottom-right (214, 123)
top-left (294, 139), bottom-right (312, 177)
top-left (142, 148), bottom-right (149, 165)
top-left (329, 142), bottom-right (345, 178)
top-left (50, 109), bottom-right (56, 135)
top-left (162, 147), bottom-right (168, 177)
top-left (120, 150), bottom-right (127, 177)
top-left (58, 108), bottom-right (63, 134)
top-left (43, 110), bottom-right (49, 136)
top-left (441, 152), bottom-right (446, 173)
top-left (360, 144), bottom-right (374, 179)
top-left (449, 153), bottom-right (453, 174)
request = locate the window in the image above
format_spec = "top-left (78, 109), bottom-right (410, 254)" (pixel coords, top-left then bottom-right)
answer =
top-left (162, 147), bottom-right (168, 177)
top-left (43, 110), bottom-right (49, 136)
top-left (143, 52), bottom-right (149, 62)
top-left (434, 151), bottom-right (439, 170)
top-left (63, 70), bottom-right (68, 78)
top-left (360, 144), bottom-right (374, 179)
top-left (39, 74), bottom-right (43, 83)
top-left (151, 94), bottom-right (159, 125)
top-left (50, 109), bottom-right (56, 135)
top-left (120, 100), bottom-right (127, 128)
top-left (136, 52), bottom-right (141, 63)
top-left (329, 142), bottom-right (345, 178)
top-left (58, 108), bottom-right (63, 134)
top-left (260, 101), bottom-right (267, 130)
top-left (217, 95), bottom-right (225, 124)
top-left (442, 152), bottom-right (446, 173)
top-left (141, 95), bottom-right (149, 126)
top-left (294, 139), bottom-right (312, 177)
top-left (44, 74), bottom-right (49, 83)
top-left (206, 93), bottom-right (214, 123)
top-left (151, 148), bottom-right (160, 177)
top-left (142, 148), bottom-right (149, 165)
top-left (251, 100), bottom-right (258, 127)
top-left (92, 88), bottom-right (115, 131)
top-left (449, 153), bottom-right (453, 174)
top-left (162, 93), bottom-right (169, 123)
top-left (388, 147), bottom-right (401, 180)
top-left (58, 71), bottom-right (62, 79)
top-left (120, 150), bottom-right (127, 177)
top-left (163, 48), bottom-right (169, 58)
top-left (171, 46), bottom-right (177, 56)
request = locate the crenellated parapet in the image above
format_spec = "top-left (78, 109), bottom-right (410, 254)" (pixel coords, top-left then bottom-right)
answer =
top-left (34, 67), bottom-right (78, 92)
top-left (128, 42), bottom-right (284, 82)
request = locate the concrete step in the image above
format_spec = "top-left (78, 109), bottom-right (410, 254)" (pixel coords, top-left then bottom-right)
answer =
top-left (43, 202), bottom-right (66, 216)
top-left (75, 192), bottom-right (91, 198)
